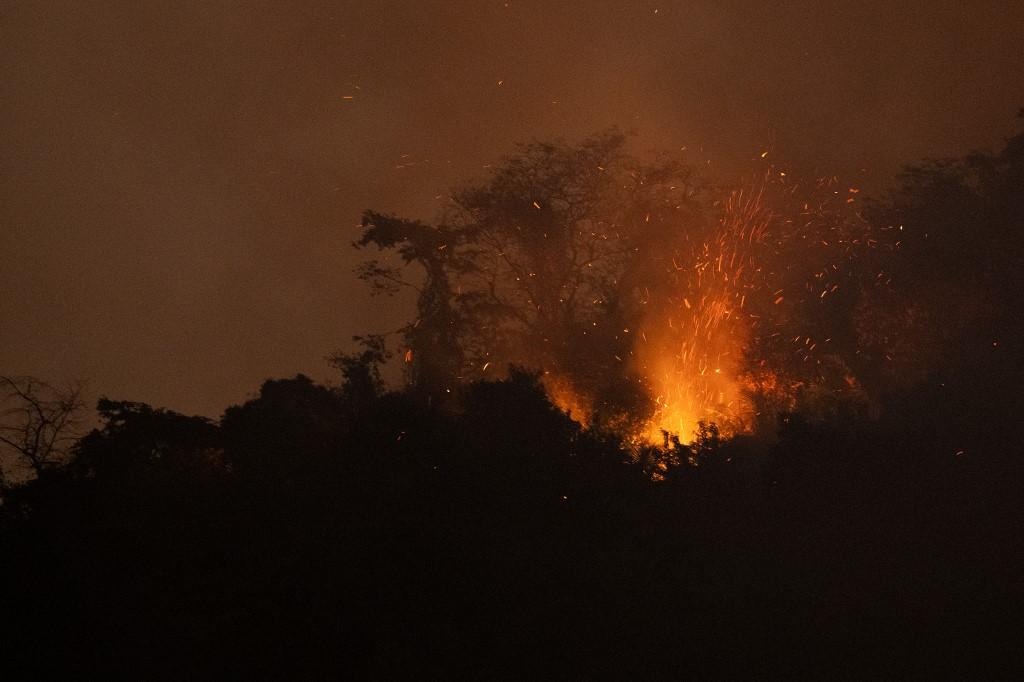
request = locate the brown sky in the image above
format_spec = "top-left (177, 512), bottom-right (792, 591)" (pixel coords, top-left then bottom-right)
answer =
top-left (2, 0), bottom-right (1023, 417)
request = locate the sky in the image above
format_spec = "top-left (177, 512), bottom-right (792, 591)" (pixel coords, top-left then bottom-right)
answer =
top-left (2, 0), bottom-right (1023, 417)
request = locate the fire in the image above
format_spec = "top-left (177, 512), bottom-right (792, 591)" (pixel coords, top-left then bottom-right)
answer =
top-left (633, 179), bottom-right (773, 443)
top-left (541, 373), bottom-right (592, 428)
top-left (537, 176), bottom-right (780, 444)
top-left (639, 345), bottom-right (746, 444)
top-left (357, 130), bottom-right (920, 460)
top-left (536, 166), bottom-right (882, 447)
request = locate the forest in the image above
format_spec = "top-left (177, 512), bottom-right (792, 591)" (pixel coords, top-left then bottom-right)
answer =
top-left (2, 116), bottom-right (1023, 678)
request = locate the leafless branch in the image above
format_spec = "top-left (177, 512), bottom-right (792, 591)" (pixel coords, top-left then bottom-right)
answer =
top-left (0, 375), bottom-right (86, 482)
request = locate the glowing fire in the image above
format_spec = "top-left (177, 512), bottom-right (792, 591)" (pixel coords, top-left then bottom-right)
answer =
top-left (540, 180), bottom-right (773, 443)
top-left (634, 180), bottom-right (772, 442)
top-left (541, 372), bottom-right (592, 428)
top-left (536, 165), bottom-right (884, 446)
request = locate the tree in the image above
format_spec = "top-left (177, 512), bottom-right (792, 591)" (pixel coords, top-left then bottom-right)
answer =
top-left (355, 212), bottom-right (465, 404)
top-left (356, 131), bottom-right (705, 428)
top-left (444, 132), bottom-right (704, 384)
top-left (71, 397), bottom-right (221, 483)
top-left (0, 375), bottom-right (85, 485)
top-left (858, 115), bottom-right (1024, 392)
top-left (328, 334), bottom-right (390, 405)
top-left (221, 375), bottom-right (344, 484)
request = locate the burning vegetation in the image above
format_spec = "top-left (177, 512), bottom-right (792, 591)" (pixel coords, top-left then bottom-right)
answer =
top-left (354, 131), bottom-right (918, 446)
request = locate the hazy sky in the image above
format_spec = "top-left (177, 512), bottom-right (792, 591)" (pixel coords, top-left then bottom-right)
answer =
top-left (3, 0), bottom-right (1023, 417)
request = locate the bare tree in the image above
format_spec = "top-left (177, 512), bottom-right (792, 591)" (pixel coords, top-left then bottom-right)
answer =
top-left (0, 375), bottom-right (86, 485)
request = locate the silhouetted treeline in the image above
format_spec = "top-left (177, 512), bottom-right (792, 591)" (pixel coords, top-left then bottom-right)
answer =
top-left (2, 359), bottom-right (1020, 678)
top-left (2, 120), bottom-right (1023, 678)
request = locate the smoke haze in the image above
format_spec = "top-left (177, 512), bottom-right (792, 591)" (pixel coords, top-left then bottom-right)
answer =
top-left (3, 0), bottom-right (1022, 415)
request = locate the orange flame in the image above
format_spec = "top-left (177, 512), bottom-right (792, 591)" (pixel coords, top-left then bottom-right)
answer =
top-left (633, 180), bottom-right (773, 442)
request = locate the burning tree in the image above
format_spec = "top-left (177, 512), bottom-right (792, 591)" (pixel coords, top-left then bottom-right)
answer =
top-left (444, 131), bottom-right (711, 427)
top-left (356, 131), bottom-right (707, 430)
top-left (627, 164), bottom-right (893, 440)
top-left (354, 132), bottom-right (907, 443)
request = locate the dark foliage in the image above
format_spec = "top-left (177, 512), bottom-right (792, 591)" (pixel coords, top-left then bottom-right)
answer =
top-left (1, 360), bottom-right (1020, 679)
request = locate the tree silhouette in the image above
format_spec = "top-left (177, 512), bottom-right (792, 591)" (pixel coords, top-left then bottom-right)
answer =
top-left (328, 334), bottom-right (390, 405)
top-left (357, 132), bottom-right (705, 428)
top-left (72, 397), bottom-right (221, 484)
top-left (0, 375), bottom-right (85, 485)
top-left (860, 119), bottom-right (1024, 394)
top-left (355, 212), bottom-right (465, 404)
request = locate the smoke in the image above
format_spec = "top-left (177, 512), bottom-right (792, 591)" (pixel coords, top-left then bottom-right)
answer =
top-left (2, 1), bottom-right (1022, 416)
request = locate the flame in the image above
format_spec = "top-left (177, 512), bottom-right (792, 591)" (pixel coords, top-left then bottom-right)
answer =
top-left (539, 179), bottom-right (775, 444)
top-left (537, 167), bottom-right (884, 447)
top-left (541, 373), bottom-right (592, 427)
top-left (632, 180), bottom-right (772, 442)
